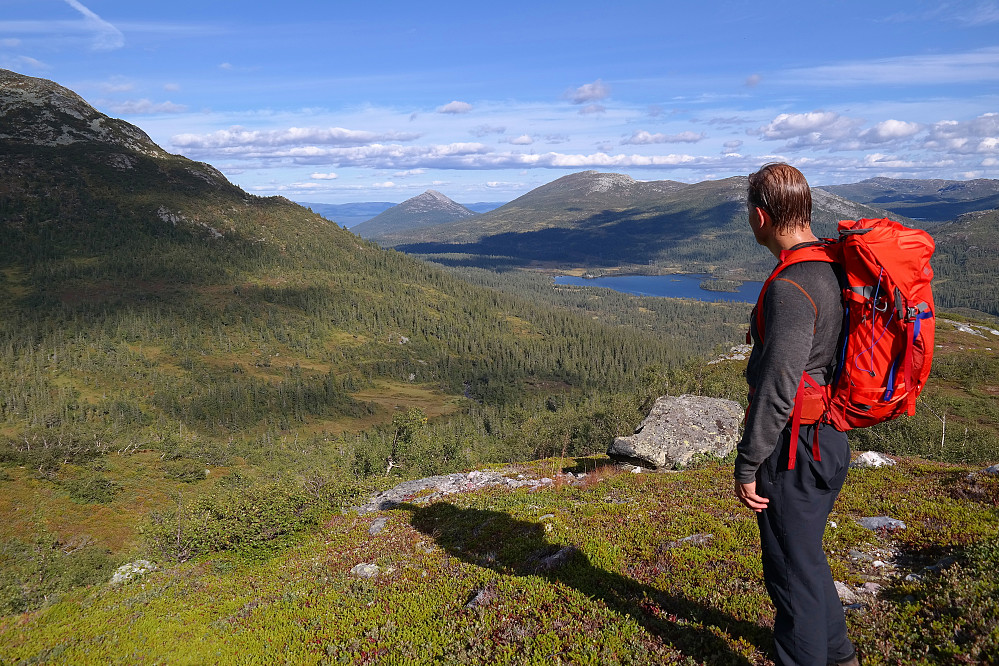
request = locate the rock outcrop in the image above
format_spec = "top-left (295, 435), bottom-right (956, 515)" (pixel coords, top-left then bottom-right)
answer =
top-left (353, 469), bottom-right (588, 514)
top-left (851, 451), bottom-right (897, 468)
top-left (608, 394), bottom-right (742, 469)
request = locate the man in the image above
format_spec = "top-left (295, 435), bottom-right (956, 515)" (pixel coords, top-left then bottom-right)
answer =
top-left (734, 163), bottom-right (859, 666)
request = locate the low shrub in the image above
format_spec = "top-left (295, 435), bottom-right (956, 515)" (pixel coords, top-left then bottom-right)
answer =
top-left (162, 458), bottom-right (207, 483)
top-left (144, 480), bottom-right (320, 562)
top-left (63, 475), bottom-right (121, 504)
top-left (0, 535), bottom-right (118, 615)
top-left (853, 537), bottom-right (999, 663)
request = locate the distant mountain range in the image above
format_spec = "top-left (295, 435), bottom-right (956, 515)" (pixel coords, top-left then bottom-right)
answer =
top-left (823, 177), bottom-right (999, 222)
top-left (296, 201), bottom-right (396, 228)
top-left (351, 190), bottom-right (477, 238)
top-left (366, 170), bottom-right (911, 277)
top-left (297, 199), bottom-right (504, 228)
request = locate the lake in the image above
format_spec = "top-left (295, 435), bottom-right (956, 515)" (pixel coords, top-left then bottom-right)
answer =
top-left (554, 274), bottom-right (763, 303)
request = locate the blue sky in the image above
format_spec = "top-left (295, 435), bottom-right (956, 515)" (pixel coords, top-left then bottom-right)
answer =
top-left (2, 0), bottom-right (998, 203)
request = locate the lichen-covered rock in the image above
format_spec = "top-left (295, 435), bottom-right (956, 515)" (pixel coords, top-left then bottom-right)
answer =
top-left (851, 451), bottom-right (896, 468)
top-left (350, 563), bottom-right (381, 578)
top-left (834, 581), bottom-right (860, 604)
top-left (353, 469), bottom-right (584, 514)
top-left (607, 394), bottom-right (742, 469)
top-left (858, 516), bottom-right (907, 531)
top-left (109, 560), bottom-right (156, 586)
top-left (368, 517), bottom-right (388, 535)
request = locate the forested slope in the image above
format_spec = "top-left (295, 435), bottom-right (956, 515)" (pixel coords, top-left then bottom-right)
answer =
top-left (0, 71), bottom-right (753, 614)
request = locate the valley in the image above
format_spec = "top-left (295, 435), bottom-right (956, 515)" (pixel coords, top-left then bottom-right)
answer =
top-left (1, 68), bottom-right (998, 664)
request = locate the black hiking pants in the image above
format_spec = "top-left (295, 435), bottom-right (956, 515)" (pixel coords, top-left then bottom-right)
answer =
top-left (756, 422), bottom-right (855, 666)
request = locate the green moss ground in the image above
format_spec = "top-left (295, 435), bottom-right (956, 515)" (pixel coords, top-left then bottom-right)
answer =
top-left (2, 456), bottom-right (997, 665)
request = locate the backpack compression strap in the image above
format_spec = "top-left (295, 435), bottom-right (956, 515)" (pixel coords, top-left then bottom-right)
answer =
top-left (788, 371), bottom-right (823, 470)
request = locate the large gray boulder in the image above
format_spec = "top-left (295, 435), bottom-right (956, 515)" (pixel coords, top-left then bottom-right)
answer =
top-left (608, 394), bottom-right (742, 469)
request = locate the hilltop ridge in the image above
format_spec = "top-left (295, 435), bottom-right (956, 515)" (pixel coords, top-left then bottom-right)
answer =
top-left (376, 171), bottom-right (906, 276)
top-left (823, 176), bottom-right (999, 222)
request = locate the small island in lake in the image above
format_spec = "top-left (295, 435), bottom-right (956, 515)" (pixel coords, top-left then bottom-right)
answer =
top-left (699, 278), bottom-right (744, 293)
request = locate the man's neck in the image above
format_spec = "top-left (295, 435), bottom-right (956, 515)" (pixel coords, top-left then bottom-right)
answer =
top-left (767, 228), bottom-right (819, 259)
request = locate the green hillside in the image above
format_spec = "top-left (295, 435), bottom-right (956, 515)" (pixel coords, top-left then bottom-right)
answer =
top-left (921, 208), bottom-right (999, 315)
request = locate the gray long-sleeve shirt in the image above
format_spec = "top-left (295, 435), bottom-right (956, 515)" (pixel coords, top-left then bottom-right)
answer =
top-left (735, 259), bottom-right (844, 483)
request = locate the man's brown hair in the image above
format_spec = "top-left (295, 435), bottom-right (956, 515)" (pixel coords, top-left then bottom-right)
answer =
top-left (747, 162), bottom-right (811, 233)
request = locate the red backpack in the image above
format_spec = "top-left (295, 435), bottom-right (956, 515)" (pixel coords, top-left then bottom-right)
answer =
top-left (753, 218), bottom-right (935, 469)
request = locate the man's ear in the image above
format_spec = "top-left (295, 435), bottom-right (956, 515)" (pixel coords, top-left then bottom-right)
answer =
top-left (752, 206), bottom-right (772, 232)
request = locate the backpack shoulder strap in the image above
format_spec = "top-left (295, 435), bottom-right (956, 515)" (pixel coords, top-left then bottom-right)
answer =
top-left (753, 241), bottom-right (837, 342)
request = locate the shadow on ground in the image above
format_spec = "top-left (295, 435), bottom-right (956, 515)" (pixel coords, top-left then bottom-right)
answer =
top-left (393, 500), bottom-right (772, 665)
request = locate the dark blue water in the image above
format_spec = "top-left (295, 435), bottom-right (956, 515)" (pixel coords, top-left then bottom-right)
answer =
top-left (554, 274), bottom-right (762, 303)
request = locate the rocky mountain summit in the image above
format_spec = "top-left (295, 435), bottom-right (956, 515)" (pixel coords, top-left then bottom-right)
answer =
top-left (522, 170), bottom-right (689, 202)
top-left (352, 189), bottom-right (476, 238)
top-left (0, 69), bottom-right (270, 248)
top-left (405, 190), bottom-right (474, 216)
top-left (0, 69), bottom-right (165, 157)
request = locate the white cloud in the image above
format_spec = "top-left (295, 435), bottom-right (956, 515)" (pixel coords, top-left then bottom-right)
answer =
top-left (859, 119), bottom-right (923, 143)
top-left (758, 111), bottom-right (846, 140)
top-left (64, 0), bottom-right (124, 51)
top-left (470, 124), bottom-right (505, 137)
top-left (310, 172), bottom-right (338, 180)
top-left (1, 38), bottom-right (21, 47)
top-left (706, 115), bottom-right (757, 128)
top-left (781, 47), bottom-right (999, 86)
top-left (568, 79), bottom-right (610, 104)
top-left (219, 62), bottom-right (233, 70)
top-left (621, 130), bottom-right (705, 145)
top-left (579, 104), bottom-right (605, 115)
top-left (745, 74), bottom-right (762, 87)
top-left (756, 111), bottom-right (864, 148)
top-left (107, 99), bottom-right (188, 114)
top-left (393, 169), bottom-right (427, 177)
top-left (174, 132), bottom-right (735, 171)
top-left (438, 100), bottom-right (472, 114)
top-left (863, 153), bottom-right (920, 168)
top-left (0, 55), bottom-right (48, 71)
top-left (961, 3), bottom-right (999, 25)
top-left (164, 83), bottom-right (181, 92)
top-left (924, 113), bottom-right (999, 154)
top-left (755, 113), bottom-right (934, 152)
top-left (507, 134), bottom-right (534, 145)
top-left (889, 2), bottom-right (999, 26)
top-left (373, 181), bottom-right (397, 188)
top-left (886, 2), bottom-right (999, 25)
top-left (172, 126), bottom-right (421, 150)
top-left (100, 78), bottom-right (134, 93)
top-left (722, 140), bottom-right (743, 154)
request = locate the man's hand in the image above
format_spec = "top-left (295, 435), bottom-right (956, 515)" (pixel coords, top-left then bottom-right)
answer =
top-left (735, 480), bottom-right (769, 513)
